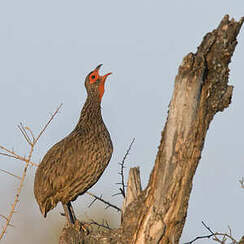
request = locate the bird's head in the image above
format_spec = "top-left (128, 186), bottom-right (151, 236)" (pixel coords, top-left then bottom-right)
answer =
top-left (85, 64), bottom-right (112, 101)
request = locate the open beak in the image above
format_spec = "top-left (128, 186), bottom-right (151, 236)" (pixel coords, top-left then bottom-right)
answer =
top-left (94, 64), bottom-right (112, 100)
top-left (95, 64), bottom-right (112, 82)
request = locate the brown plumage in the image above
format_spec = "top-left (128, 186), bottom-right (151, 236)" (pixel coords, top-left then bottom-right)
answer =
top-left (34, 64), bottom-right (113, 224)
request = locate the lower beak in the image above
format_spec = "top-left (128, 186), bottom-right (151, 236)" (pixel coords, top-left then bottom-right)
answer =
top-left (102, 72), bottom-right (112, 82)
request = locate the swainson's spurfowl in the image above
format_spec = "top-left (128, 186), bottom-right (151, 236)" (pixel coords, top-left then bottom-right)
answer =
top-left (34, 64), bottom-right (113, 225)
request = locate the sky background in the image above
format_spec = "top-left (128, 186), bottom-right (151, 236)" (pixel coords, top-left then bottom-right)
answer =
top-left (0, 1), bottom-right (243, 243)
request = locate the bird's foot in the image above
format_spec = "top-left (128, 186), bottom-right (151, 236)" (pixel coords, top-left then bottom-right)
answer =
top-left (74, 219), bottom-right (90, 234)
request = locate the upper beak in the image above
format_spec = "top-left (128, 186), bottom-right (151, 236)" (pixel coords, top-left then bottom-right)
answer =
top-left (95, 64), bottom-right (103, 71)
top-left (95, 64), bottom-right (112, 81)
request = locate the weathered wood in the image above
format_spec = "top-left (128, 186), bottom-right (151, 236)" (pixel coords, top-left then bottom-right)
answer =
top-left (59, 15), bottom-right (244, 244)
top-left (121, 167), bottom-right (142, 221)
top-left (122, 15), bottom-right (244, 244)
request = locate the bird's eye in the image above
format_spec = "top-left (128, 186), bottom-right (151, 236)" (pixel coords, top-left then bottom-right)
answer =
top-left (89, 72), bottom-right (98, 83)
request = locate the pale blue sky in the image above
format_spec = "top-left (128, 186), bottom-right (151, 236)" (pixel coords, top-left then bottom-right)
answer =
top-left (0, 1), bottom-right (243, 243)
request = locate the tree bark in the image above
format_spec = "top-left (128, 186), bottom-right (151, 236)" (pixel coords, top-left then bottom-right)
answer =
top-left (121, 167), bottom-right (142, 222)
top-left (59, 15), bottom-right (244, 244)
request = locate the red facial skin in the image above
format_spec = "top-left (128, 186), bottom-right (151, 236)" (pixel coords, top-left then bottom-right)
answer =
top-left (89, 67), bottom-right (112, 100)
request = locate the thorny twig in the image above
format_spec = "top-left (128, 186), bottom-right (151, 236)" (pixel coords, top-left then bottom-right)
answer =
top-left (89, 218), bottom-right (112, 230)
top-left (18, 123), bottom-right (33, 145)
top-left (184, 233), bottom-right (214, 244)
top-left (34, 104), bottom-right (62, 144)
top-left (185, 221), bottom-right (238, 244)
top-left (0, 169), bottom-right (21, 180)
top-left (0, 215), bottom-right (14, 227)
top-left (86, 192), bottom-right (121, 212)
top-left (115, 138), bottom-right (135, 198)
top-left (0, 145), bottom-right (38, 167)
top-left (0, 104), bottom-right (62, 240)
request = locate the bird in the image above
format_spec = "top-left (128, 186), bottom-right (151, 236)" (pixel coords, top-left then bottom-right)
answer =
top-left (34, 64), bottom-right (113, 225)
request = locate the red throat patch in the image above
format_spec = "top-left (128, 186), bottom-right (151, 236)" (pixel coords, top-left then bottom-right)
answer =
top-left (99, 81), bottom-right (105, 100)
top-left (99, 72), bottom-right (112, 100)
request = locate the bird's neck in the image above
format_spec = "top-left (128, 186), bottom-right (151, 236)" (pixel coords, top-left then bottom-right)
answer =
top-left (75, 95), bottom-right (103, 130)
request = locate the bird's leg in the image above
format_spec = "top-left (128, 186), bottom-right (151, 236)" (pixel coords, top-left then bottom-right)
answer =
top-left (62, 202), bottom-right (76, 225)
top-left (62, 202), bottom-right (88, 233)
top-left (67, 201), bottom-right (77, 223)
